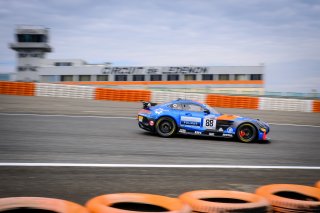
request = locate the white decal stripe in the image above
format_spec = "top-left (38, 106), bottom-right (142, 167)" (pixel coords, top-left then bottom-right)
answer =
top-left (181, 116), bottom-right (201, 122)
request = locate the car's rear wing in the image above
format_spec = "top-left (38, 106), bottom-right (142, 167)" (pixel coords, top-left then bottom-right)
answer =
top-left (141, 101), bottom-right (157, 109)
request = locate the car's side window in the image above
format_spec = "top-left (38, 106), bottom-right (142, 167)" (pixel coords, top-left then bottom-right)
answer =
top-left (169, 103), bottom-right (183, 110)
top-left (183, 103), bottom-right (204, 112)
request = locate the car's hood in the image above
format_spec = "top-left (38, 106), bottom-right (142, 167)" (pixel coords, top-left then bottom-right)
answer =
top-left (216, 114), bottom-right (240, 121)
top-left (217, 114), bottom-right (268, 124)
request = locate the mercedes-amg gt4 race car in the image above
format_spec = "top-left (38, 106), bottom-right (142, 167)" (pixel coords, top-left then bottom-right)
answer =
top-left (138, 99), bottom-right (270, 143)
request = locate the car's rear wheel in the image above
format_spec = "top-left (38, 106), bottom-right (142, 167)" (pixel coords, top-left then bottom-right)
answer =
top-left (155, 117), bottom-right (177, 137)
top-left (236, 123), bottom-right (257, 143)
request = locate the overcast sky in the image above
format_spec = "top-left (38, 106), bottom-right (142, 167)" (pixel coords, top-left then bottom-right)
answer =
top-left (0, 0), bottom-right (319, 92)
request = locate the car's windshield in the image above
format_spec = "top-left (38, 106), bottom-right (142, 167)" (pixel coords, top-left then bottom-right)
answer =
top-left (204, 105), bottom-right (219, 114)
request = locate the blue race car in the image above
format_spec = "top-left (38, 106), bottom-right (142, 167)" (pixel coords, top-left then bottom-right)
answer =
top-left (138, 99), bottom-right (270, 143)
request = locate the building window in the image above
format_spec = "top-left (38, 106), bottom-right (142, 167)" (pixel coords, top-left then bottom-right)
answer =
top-left (250, 74), bottom-right (262, 80)
top-left (97, 75), bottom-right (109, 81)
top-left (54, 62), bottom-right (73, 66)
top-left (18, 53), bottom-right (28, 58)
top-left (41, 75), bottom-right (59, 82)
top-left (60, 75), bottom-right (73, 81)
top-left (133, 75), bottom-right (145, 81)
top-left (184, 74), bottom-right (196, 80)
top-left (17, 34), bottom-right (46, 43)
top-left (202, 74), bottom-right (213, 80)
top-left (218, 74), bottom-right (229, 80)
top-left (115, 75), bottom-right (127, 81)
top-left (79, 75), bottom-right (91, 81)
top-left (30, 53), bottom-right (41, 58)
top-left (17, 66), bottom-right (27, 71)
top-left (167, 74), bottom-right (179, 81)
top-left (150, 75), bottom-right (162, 81)
top-left (29, 66), bottom-right (37, 71)
top-left (235, 74), bottom-right (248, 80)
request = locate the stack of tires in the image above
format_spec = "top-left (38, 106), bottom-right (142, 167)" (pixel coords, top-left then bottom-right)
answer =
top-left (179, 190), bottom-right (271, 213)
top-left (0, 183), bottom-right (320, 213)
top-left (256, 184), bottom-right (320, 212)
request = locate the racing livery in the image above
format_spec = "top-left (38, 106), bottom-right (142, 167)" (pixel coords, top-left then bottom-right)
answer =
top-left (138, 99), bottom-right (270, 143)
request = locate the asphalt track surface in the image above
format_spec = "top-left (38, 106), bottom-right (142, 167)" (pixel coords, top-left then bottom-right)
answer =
top-left (0, 95), bottom-right (319, 205)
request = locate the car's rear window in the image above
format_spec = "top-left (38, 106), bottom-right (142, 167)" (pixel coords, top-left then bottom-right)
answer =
top-left (169, 103), bottom-right (183, 110)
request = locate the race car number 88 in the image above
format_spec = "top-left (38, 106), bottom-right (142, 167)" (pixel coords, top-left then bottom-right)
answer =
top-left (206, 119), bottom-right (214, 126)
top-left (204, 118), bottom-right (216, 129)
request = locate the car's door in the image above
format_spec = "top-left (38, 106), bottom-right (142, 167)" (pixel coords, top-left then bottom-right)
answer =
top-left (167, 103), bottom-right (183, 124)
top-left (179, 103), bottom-right (206, 131)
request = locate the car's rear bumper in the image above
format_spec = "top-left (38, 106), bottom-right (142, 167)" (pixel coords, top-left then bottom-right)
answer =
top-left (138, 115), bottom-right (155, 132)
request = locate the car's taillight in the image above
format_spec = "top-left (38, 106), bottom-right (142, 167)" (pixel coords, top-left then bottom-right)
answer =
top-left (139, 109), bottom-right (151, 114)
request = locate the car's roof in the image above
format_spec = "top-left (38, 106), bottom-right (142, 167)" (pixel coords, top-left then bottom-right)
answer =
top-left (169, 99), bottom-right (204, 105)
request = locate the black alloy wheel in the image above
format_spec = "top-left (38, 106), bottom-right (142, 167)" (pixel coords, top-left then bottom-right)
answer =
top-left (236, 123), bottom-right (257, 143)
top-left (155, 117), bottom-right (177, 137)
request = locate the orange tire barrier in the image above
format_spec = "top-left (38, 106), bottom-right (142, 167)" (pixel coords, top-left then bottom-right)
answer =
top-left (0, 197), bottom-right (88, 212)
top-left (316, 181), bottom-right (320, 189)
top-left (179, 190), bottom-right (271, 213)
top-left (256, 184), bottom-right (320, 212)
top-left (313, 100), bottom-right (320, 113)
top-left (206, 94), bottom-right (259, 109)
top-left (95, 88), bottom-right (151, 102)
top-left (0, 81), bottom-right (35, 96)
top-left (86, 193), bottom-right (191, 213)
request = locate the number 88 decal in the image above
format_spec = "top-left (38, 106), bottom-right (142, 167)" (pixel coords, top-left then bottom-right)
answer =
top-left (206, 119), bottom-right (214, 126)
top-left (204, 117), bottom-right (216, 129)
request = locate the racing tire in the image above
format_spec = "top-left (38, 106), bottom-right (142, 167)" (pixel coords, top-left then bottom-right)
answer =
top-left (179, 190), bottom-right (271, 213)
top-left (0, 197), bottom-right (88, 213)
top-left (256, 184), bottom-right (320, 212)
top-left (236, 123), bottom-right (257, 143)
top-left (155, 117), bottom-right (177, 137)
top-left (86, 193), bottom-right (191, 213)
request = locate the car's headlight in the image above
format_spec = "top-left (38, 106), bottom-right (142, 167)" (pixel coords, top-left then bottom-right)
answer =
top-left (260, 127), bottom-right (267, 132)
top-left (256, 120), bottom-right (265, 128)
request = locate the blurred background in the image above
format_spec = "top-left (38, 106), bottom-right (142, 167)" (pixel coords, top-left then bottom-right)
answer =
top-left (0, 0), bottom-right (319, 95)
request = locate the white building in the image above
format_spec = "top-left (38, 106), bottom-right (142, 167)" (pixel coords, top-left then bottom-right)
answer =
top-left (10, 26), bottom-right (264, 91)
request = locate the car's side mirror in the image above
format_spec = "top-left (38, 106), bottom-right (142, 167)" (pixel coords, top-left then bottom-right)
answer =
top-left (204, 109), bottom-right (210, 114)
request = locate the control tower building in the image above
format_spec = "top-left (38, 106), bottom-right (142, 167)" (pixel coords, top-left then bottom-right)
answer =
top-left (9, 25), bottom-right (52, 81)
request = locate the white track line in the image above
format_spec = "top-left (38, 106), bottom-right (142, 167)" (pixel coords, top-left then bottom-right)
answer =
top-left (0, 113), bottom-right (135, 120)
top-left (0, 163), bottom-right (319, 170)
top-left (0, 113), bottom-right (319, 127)
top-left (269, 123), bottom-right (320, 128)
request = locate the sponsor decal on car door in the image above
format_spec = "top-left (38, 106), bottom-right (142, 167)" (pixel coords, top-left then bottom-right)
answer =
top-left (180, 116), bottom-right (201, 128)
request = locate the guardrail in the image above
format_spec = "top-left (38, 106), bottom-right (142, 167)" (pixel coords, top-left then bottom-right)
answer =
top-left (0, 81), bottom-right (319, 113)
top-left (206, 94), bottom-right (259, 109)
top-left (96, 88), bottom-right (151, 102)
top-left (0, 82), bottom-right (35, 96)
top-left (36, 83), bottom-right (95, 99)
top-left (0, 182), bottom-right (319, 212)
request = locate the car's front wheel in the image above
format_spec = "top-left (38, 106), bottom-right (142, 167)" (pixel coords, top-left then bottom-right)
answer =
top-left (236, 123), bottom-right (257, 143)
top-left (155, 117), bottom-right (177, 137)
